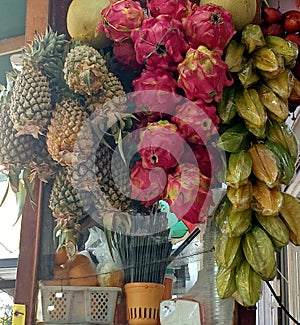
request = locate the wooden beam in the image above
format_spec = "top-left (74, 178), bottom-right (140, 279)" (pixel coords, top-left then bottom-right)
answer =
top-left (234, 302), bottom-right (256, 325)
top-left (14, 2), bottom-right (49, 325)
top-left (25, 0), bottom-right (49, 44)
top-left (14, 180), bottom-right (43, 325)
top-left (0, 35), bottom-right (25, 56)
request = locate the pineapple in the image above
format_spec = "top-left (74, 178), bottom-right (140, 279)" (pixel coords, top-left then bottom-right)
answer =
top-left (31, 135), bottom-right (58, 182)
top-left (86, 71), bottom-right (127, 114)
top-left (9, 65), bottom-right (52, 138)
top-left (63, 45), bottom-right (109, 95)
top-left (49, 166), bottom-right (90, 220)
top-left (22, 27), bottom-right (69, 99)
top-left (94, 142), bottom-right (131, 212)
top-left (46, 97), bottom-right (94, 166)
top-left (0, 84), bottom-right (35, 170)
top-left (9, 28), bottom-right (72, 139)
top-left (49, 167), bottom-right (89, 251)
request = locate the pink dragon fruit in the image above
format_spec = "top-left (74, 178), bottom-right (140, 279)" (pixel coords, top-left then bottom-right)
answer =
top-left (130, 160), bottom-right (167, 207)
top-left (96, 0), bottom-right (145, 42)
top-left (138, 120), bottom-right (185, 171)
top-left (182, 143), bottom-right (212, 178)
top-left (182, 4), bottom-right (236, 52)
top-left (177, 45), bottom-right (233, 102)
top-left (163, 163), bottom-right (212, 224)
top-left (113, 39), bottom-right (143, 71)
top-left (131, 69), bottom-right (181, 115)
top-left (131, 15), bottom-right (189, 71)
top-left (171, 99), bottom-right (220, 144)
top-left (147, 0), bottom-right (192, 21)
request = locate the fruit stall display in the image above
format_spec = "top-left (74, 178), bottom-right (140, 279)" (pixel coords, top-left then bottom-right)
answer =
top-left (1, 0), bottom-right (300, 323)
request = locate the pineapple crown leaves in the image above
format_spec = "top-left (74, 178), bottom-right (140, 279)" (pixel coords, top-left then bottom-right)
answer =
top-left (0, 168), bottom-right (35, 226)
top-left (52, 218), bottom-right (81, 250)
top-left (22, 26), bottom-right (70, 93)
top-left (23, 26), bottom-right (69, 67)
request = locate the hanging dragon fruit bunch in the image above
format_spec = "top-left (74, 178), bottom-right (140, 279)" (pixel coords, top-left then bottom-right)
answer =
top-left (96, 0), bottom-right (236, 226)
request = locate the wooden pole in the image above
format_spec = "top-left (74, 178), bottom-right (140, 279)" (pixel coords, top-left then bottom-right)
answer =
top-left (13, 1), bottom-right (49, 324)
top-left (25, 0), bottom-right (49, 44)
top-left (14, 180), bottom-right (43, 325)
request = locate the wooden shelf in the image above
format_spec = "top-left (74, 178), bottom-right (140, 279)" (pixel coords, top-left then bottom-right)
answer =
top-left (0, 35), bottom-right (25, 56)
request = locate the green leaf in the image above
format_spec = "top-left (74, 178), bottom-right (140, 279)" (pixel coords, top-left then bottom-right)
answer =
top-left (83, 70), bottom-right (91, 94)
top-left (8, 169), bottom-right (21, 193)
top-left (0, 182), bottom-right (9, 207)
top-left (22, 169), bottom-right (35, 206)
top-left (117, 129), bottom-right (127, 165)
top-left (13, 182), bottom-right (27, 226)
top-left (103, 216), bottom-right (115, 261)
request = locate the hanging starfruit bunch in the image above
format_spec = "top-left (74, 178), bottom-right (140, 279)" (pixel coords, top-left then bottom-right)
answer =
top-left (214, 23), bottom-right (300, 307)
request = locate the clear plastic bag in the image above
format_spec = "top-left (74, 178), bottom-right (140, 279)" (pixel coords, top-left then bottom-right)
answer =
top-left (85, 226), bottom-right (124, 287)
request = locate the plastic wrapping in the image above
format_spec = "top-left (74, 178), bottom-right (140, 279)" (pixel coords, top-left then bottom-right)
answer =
top-left (84, 226), bottom-right (124, 287)
top-left (160, 299), bottom-right (202, 325)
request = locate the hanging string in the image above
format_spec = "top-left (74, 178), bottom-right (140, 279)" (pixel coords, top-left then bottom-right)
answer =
top-left (266, 281), bottom-right (300, 325)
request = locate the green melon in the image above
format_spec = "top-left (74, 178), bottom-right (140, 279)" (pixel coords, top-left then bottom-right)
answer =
top-left (66, 0), bottom-right (111, 48)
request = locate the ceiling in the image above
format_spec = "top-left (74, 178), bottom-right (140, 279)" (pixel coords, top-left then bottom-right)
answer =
top-left (0, 0), bottom-right (26, 85)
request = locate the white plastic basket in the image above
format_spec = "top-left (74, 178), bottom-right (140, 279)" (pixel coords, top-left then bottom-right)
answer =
top-left (39, 285), bottom-right (121, 324)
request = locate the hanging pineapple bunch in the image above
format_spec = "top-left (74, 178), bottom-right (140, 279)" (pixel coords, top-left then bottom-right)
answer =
top-left (214, 24), bottom-right (300, 307)
top-left (45, 40), bottom-right (135, 250)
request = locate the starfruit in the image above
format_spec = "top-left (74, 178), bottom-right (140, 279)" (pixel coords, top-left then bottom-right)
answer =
top-left (225, 208), bottom-right (252, 237)
top-left (225, 40), bottom-right (246, 72)
top-left (251, 180), bottom-right (283, 216)
top-left (265, 35), bottom-right (298, 69)
top-left (226, 151), bottom-right (252, 187)
top-left (214, 194), bottom-right (232, 229)
top-left (235, 89), bottom-right (267, 128)
top-left (216, 266), bottom-right (237, 299)
top-left (253, 46), bottom-right (283, 72)
top-left (217, 85), bottom-right (237, 124)
top-left (265, 69), bottom-right (295, 99)
top-left (241, 24), bottom-right (266, 54)
top-left (237, 59), bottom-right (260, 88)
top-left (265, 140), bottom-right (295, 185)
top-left (227, 180), bottom-right (252, 211)
top-left (279, 193), bottom-right (300, 246)
top-left (217, 124), bottom-right (250, 153)
top-left (255, 213), bottom-right (289, 250)
top-left (249, 144), bottom-right (280, 188)
top-left (245, 123), bottom-right (266, 139)
top-left (214, 232), bottom-right (243, 269)
top-left (242, 225), bottom-right (277, 281)
top-left (234, 258), bottom-right (262, 307)
top-left (257, 85), bottom-right (289, 122)
top-left (266, 120), bottom-right (298, 163)
top-left (244, 88), bottom-right (267, 126)
top-left (258, 54), bottom-right (285, 80)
